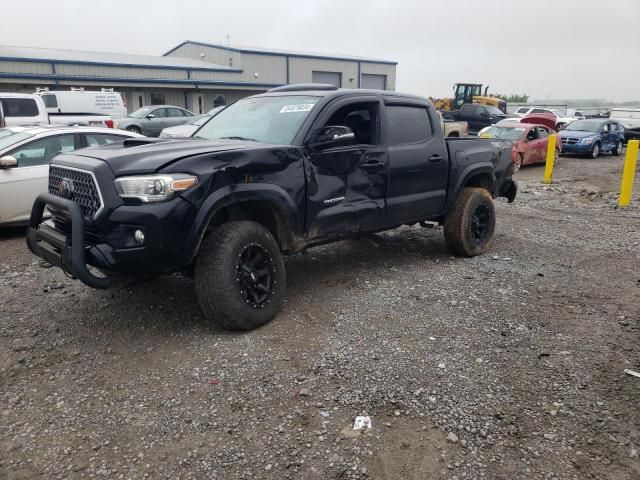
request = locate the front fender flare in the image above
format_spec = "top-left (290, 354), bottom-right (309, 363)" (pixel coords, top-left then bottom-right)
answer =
top-left (185, 183), bottom-right (299, 262)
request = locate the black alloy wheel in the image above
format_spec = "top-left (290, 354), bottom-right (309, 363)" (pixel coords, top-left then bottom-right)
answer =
top-left (236, 243), bottom-right (276, 309)
top-left (469, 204), bottom-right (492, 246)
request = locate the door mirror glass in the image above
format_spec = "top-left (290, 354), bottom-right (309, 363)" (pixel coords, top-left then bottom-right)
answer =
top-left (310, 125), bottom-right (355, 149)
top-left (146, 114), bottom-right (155, 119)
top-left (0, 155), bottom-right (17, 169)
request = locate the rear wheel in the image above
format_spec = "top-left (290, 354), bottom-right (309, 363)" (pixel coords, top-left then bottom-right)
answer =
top-left (613, 141), bottom-right (623, 156)
top-left (195, 221), bottom-right (286, 330)
top-left (590, 142), bottom-right (600, 159)
top-left (444, 187), bottom-right (496, 257)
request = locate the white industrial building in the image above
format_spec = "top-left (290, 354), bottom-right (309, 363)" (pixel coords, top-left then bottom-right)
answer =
top-left (0, 41), bottom-right (397, 114)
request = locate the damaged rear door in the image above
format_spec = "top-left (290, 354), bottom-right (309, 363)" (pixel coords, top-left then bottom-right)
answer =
top-left (304, 95), bottom-right (388, 239)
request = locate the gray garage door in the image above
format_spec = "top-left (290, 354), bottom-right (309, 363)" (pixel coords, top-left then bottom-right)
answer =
top-left (312, 71), bottom-right (342, 87)
top-left (361, 74), bottom-right (387, 90)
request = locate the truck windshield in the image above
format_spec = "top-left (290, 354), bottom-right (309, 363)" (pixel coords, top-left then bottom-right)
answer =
top-left (194, 95), bottom-right (321, 145)
top-left (484, 106), bottom-right (504, 116)
top-left (564, 120), bottom-right (602, 133)
top-left (484, 126), bottom-right (526, 140)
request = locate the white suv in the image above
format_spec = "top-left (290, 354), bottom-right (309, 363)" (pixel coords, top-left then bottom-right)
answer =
top-left (0, 93), bottom-right (49, 127)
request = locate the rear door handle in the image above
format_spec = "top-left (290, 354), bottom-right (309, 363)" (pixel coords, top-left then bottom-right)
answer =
top-left (428, 154), bottom-right (444, 163)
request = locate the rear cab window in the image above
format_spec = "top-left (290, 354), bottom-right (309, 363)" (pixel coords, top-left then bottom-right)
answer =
top-left (1, 98), bottom-right (39, 117)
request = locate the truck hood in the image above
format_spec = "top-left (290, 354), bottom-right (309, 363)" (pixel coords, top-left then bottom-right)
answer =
top-left (69, 137), bottom-right (260, 175)
top-left (559, 130), bottom-right (599, 139)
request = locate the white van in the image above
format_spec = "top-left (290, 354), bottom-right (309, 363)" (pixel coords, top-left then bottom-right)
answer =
top-left (610, 108), bottom-right (640, 128)
top-left (35, 89), bottom-right (126, 127)
top-left (0, 93), bottom-right (49, 127)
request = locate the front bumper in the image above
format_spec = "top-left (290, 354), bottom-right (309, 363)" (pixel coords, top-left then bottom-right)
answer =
top-left (27, 193), bottom-right (198, 289)
top-left (559, 142), bottom-right (593, 154)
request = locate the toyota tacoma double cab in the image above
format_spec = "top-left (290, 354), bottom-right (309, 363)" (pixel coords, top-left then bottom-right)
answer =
top-left (27, 84), bottom-right (517, 330)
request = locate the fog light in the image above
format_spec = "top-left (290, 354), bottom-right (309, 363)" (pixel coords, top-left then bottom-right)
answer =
top-left (134, 229), bottom-right (145, 244)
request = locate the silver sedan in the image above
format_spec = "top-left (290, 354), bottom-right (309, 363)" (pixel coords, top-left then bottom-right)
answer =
top-left (114, 105), bottom-right (196, 137)
top-left (0, 125), bottom-right (140, 225)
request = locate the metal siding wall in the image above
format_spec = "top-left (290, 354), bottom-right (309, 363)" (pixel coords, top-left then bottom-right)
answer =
top-left (168, 44), bottom-right (242, 69)
top-left (55, 64), bottom-right (187, 80)
top-left (189, 70), bottom-right (243, 82)
top-left (239, 53), bottom-right (286, 83)
top-left (361, 63), bottom-right (397, 90)
top-left (289, 58), bottom-right (359, 88)
top-left (0, 61), bottom-right (53, 75)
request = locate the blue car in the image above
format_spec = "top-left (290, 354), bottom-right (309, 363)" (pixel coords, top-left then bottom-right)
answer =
top-left (559, 119), bottom-right (625, 158)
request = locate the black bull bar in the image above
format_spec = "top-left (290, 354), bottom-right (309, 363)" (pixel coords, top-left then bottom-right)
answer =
top-left (26, 193), bottom-right (110, 289)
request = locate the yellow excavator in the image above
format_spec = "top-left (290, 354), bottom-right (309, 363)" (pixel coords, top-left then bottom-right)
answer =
top-left (431, 83), bottom-right (507, 114)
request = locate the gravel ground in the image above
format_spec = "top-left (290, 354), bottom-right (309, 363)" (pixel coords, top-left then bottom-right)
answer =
top-left (1, 153), bottom-right (639, 479)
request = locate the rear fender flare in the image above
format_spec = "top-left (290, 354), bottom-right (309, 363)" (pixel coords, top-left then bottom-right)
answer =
top-left (448, 163), bottom-right (496, 210)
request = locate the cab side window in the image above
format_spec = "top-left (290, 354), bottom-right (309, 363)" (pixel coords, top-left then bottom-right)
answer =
top-left (151, 108), bottom-right (167, 118)
top-left (325, 102), bottom-right (379, 145)
top-left (537, 127), bottom-right (549, 139)
top-left (9, 134), bottom-right (75, 167)
top-left (387, 105), bottom-right (432, 145)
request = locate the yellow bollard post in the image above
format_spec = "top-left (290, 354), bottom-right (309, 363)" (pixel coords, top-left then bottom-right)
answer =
top-left (543, 134), bottom-right (557, 184)
top-left (618, 140), bottom-right (639, 208)
top-left (480, 133), bottom-right (490, 138)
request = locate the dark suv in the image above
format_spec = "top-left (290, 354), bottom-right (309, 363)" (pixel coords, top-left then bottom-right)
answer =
top-left (28, 84), bottom-right (517, 330)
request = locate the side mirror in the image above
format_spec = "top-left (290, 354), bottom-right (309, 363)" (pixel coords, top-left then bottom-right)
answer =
top-left (146, 114), bottom-right (155, 119)
top-left (310, 126), bottom-right (355, 150)
top-left (0, 155), bottom-right (17, 169)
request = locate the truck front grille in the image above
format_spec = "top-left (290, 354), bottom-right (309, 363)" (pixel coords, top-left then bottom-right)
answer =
top-left (49, 165), bottom-right (103, 219)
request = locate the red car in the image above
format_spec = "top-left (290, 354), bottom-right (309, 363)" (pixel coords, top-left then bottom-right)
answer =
top-left (482, 122), bottom-right (560, 171)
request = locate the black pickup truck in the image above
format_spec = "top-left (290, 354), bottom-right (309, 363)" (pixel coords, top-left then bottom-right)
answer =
top-left (27, 84), bottom-right (517, 330)
top-left (442, 103), bottom-right (508, 135)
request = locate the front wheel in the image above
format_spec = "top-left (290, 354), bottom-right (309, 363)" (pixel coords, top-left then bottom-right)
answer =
top-left (613, 141), bottom-right (623, 156)
top-left (126, 126), bottom-right (142, 134)
top-left (195, 221), bottom-right (286, 330)
top-left (444, 187), bottom-right (496, 257)
top-left (590, 142), bottom-right (600, 159)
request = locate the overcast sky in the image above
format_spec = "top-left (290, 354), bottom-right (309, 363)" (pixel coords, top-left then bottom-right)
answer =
top-left (1, 0), bottom-right (638, 101)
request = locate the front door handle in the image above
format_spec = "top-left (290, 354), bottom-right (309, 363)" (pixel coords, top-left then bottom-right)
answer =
top-left (428, 154), bottom-right (444, 163)
top-left (360, 159), bottom-right (385, 172)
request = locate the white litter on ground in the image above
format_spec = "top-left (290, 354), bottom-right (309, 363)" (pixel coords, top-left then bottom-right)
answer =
top-left (353, 416), bottom-right (372, 430)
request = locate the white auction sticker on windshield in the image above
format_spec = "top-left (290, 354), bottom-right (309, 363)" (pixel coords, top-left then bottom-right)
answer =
top-left (280, 104), bottom-right (315, 113)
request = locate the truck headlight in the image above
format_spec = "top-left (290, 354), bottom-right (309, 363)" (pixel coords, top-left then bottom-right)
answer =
top-left (114, 174), bottom-right (198, 203)
top-left (580, 136), bottom-right (596, 144)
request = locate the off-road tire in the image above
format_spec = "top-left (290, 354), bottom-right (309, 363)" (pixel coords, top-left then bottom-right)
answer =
top-left (444, 187), bottom-right (496, 257)
top-left (195, 221), bottom-right (286, 330)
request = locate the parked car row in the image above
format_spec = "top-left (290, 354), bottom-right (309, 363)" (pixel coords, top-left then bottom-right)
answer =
top-left (0, 89), bottom-right (203, 137)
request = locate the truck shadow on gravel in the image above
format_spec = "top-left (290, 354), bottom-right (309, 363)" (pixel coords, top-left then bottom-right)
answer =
top-left (76, 227), bottom-right (455, 338)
